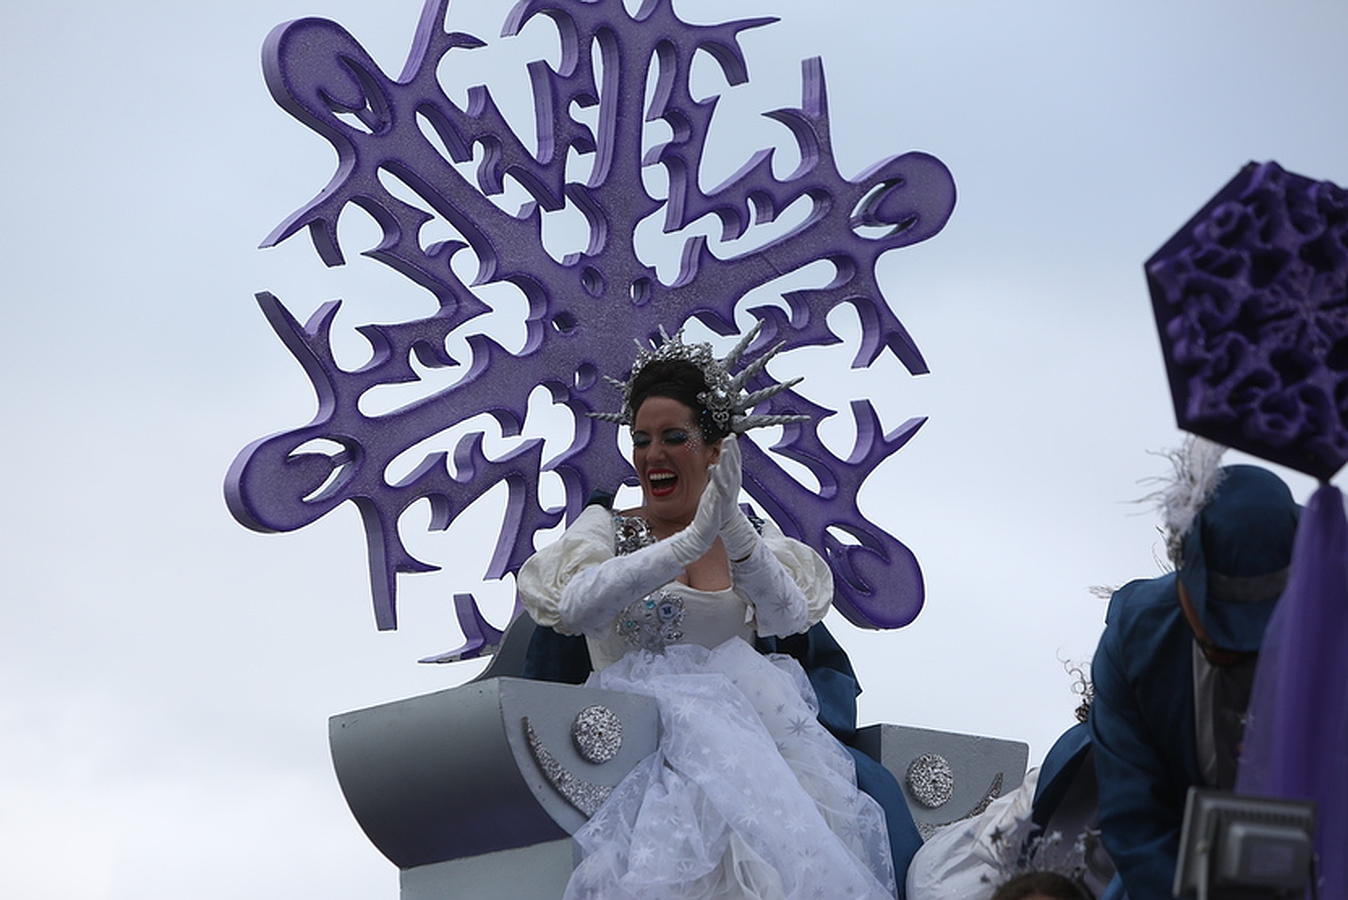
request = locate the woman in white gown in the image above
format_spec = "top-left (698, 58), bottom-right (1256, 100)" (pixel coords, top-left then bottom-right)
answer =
top-left (517, 332), bottom-right (896, 899)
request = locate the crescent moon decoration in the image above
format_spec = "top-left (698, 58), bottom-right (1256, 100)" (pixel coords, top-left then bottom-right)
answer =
top-left (523, 716), bottom-right (613, 817)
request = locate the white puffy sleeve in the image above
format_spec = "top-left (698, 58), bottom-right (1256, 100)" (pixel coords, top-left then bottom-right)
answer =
top-left (739, 519), bottom-right (833, 638)
top-left (516, 505), bottom-right (614, 635)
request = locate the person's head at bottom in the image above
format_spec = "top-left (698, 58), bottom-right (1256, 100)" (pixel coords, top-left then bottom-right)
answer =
top-left (991, 870), bottom-right (1093, 900)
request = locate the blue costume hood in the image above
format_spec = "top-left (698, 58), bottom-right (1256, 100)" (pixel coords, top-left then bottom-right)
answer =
top-left (1177, 464), bottom-right (1299, 653)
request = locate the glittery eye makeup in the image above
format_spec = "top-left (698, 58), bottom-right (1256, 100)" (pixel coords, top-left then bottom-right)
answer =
top-left (631, 428), bottom-right (701, 451)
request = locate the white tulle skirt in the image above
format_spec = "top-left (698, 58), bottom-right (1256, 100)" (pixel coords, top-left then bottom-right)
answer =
top-left (565, 638), bottom-right (896, 899)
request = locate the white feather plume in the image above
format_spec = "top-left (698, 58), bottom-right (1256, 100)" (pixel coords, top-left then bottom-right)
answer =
top-left (1139, 436), bottom-right (1228, 566)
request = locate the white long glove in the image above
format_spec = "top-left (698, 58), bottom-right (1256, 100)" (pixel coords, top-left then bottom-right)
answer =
top-left (714, 436), bottom-right (761, 562)
top-left (556, 463), bottom-right (731, 635)
top-left (717, 436), bottom-right (812, 638)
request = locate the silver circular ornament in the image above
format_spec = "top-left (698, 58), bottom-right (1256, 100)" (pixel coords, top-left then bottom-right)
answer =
top-left (906, 753), bottom-right (955, 809)
top-left (572, 705), bottom-right (623, 764)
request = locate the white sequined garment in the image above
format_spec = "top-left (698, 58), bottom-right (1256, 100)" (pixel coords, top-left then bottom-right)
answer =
top-left (518, 506), bottom-right (896, 899)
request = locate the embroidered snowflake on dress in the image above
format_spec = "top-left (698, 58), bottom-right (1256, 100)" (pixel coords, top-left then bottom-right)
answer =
top-left (611, 512), bottom-right (685, 651)
top-left (614, 591), bottom-right (686, 652)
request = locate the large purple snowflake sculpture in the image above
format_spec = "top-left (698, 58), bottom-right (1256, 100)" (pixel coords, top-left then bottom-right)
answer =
top-left (1147, 161), bottom-right (1348, 481)
top-left (226, 0), bottom-right (956, 641)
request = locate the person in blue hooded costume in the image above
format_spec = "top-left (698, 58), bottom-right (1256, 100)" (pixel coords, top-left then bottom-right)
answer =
top-left (1090, 460), bottom-right (1299, 899)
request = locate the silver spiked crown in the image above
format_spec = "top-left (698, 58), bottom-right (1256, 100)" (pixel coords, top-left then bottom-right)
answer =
top-left (589, 322), bottom-right (810, 434)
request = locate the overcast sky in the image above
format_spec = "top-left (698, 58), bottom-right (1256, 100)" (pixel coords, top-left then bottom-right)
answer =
top-left (4, 0), bottom-right (1347, 897)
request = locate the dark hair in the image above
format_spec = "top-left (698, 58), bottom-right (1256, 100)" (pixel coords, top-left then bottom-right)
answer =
top-left (1065, 659), bottom-right (1094, 723)
top-left (991, 872), bottom-right (1093, 900)
top-left (629, 359), bottom-right (730, 442)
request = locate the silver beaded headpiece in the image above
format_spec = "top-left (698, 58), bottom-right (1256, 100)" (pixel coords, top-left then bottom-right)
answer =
top-left (589, 322), bottom-right (810, 434)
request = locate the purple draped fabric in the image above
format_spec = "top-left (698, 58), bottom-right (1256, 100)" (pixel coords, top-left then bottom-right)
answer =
top-left (1237, 483), bottom-right (1348, 896)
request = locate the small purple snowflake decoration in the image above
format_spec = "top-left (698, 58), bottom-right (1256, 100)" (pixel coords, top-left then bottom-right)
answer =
top-left (226, 0), bottom-right (956, 640)
top-left (1147, 161), bottom-right (1348, 481)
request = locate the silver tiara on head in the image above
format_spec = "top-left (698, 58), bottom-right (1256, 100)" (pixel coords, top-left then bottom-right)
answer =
top-left (589, 322), bottom-right (810, 434)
